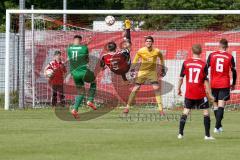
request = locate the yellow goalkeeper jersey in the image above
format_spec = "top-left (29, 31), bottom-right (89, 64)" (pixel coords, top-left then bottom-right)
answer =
top-left (133, 47), bottom-right (163, 74)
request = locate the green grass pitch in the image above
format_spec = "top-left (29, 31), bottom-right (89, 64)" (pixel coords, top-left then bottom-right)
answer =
top-left (0, 108), bottom-right (240, 160)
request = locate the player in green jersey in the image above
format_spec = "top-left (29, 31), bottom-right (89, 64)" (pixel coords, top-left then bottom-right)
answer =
top-left (67, 35), bottom-right (97, 119)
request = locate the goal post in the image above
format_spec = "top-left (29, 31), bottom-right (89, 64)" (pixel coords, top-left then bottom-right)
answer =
top-left (5, 10), bottom-right (10, 110)
top-left (5, 9), bottom-right (240, 110)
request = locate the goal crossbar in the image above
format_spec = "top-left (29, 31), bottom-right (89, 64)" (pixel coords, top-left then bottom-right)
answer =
top-left (5, 9), bottom-right (240, 110)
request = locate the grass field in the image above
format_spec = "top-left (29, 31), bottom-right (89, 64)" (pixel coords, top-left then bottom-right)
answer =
top-left (0, 108), bottom-right (240, 160)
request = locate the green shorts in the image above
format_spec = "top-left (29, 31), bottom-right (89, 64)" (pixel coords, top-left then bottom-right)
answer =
top-left (71, 68), bottom-right (95, 87)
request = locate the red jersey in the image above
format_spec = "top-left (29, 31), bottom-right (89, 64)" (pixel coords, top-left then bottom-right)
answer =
top-left (207, 51), bottom-right (235, 88)
top-left (47, 60), bottom-right (67, 85)
top-left (180, 58), bottom-right (208, 99)
top-left (101, 49), bottom-right (130, 75)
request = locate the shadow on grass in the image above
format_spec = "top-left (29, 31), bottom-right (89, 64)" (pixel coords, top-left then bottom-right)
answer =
top-left (54, 90), bottom-right (118, 121)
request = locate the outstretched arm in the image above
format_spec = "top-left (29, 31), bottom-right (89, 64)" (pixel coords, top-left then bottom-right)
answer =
top-left (124, 19), bottom-right (131, 41)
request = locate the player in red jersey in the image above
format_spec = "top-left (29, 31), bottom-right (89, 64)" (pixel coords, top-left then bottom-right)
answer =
top-left (101, 42), bottom-right (130, 81)
top-left (177, 44), bottom-right (215, 140)
top-left (44, 51), bottom-right (67, 107)
top-left (207, 39), bottom-right (237, 133)
top-left (100, 19), bottom-right (131, 81)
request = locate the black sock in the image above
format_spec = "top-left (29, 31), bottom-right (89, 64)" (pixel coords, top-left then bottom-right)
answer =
top-left (214, 107), bottom-right (222, 128)
top-left (214, 108), bottom-right (218, 120)
top-left (220, 107), bottom-right (224, 127)
top-left (215, 107), bottom-right (224, 129)
top-left (204, 116), bottom-right (211, 137)
top-left (179, 114), bottom-right (187, 135)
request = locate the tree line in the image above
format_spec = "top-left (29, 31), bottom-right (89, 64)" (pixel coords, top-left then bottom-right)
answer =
top-left (1, 0), bottom-right (240, 32)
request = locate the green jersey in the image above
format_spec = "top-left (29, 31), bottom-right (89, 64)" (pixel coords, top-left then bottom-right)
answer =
top-left (67, 44), bottom-right (89, 72)
top-left (67, 44), bottom-right (96, 109)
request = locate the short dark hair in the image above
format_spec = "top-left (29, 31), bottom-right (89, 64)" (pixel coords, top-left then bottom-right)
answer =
top-left (219, 38), bottom-right (228, 49)
top-left (192, 44), bottom-right (202, 55)
top-left (145, 36), bottom-right (154, 43)
top-left (74, 35), bottom-right (82, 40)
top-left (54, 50), bottom-right (61, 55)
top-left (107, 41), bottom-right (117, 52)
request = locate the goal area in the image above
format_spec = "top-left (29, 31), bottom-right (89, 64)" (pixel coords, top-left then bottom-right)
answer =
top-left (4, 10), bottom-right (240, 110)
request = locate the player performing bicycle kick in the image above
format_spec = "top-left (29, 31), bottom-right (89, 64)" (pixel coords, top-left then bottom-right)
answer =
top-left (100, 18), bottom-right (132, 81)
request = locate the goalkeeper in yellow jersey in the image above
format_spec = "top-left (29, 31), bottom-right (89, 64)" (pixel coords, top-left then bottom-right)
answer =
top-left (123, 36), bottom-right (166, 115)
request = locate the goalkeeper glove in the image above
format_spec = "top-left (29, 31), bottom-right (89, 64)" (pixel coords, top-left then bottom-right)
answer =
top-left (130, 69), bottom-right (136, 78)
top-left (124, 19), bottom-right (131, 29)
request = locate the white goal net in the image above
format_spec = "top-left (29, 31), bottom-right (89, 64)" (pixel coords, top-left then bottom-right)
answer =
top-left (3, 10), bottom-right (240, 110)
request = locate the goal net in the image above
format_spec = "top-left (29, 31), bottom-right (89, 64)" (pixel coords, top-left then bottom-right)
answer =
top-left (4, 10), bottom-right (240, 111)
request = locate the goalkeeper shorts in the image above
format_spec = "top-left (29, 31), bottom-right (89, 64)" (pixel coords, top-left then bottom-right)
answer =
top-left (135, 71), bottom-right (158, 85)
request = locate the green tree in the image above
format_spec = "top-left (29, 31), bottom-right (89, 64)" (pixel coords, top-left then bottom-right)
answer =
top-left (2, 0), bottom-right (240, 31)
top-left (0, 0), bottom-right (18, 32)
top-left (0, 0), bottom-right (124, 31)
top-left (121, 0), bottom-right (240, 30)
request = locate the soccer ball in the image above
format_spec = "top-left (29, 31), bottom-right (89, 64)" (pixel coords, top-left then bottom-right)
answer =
top-left (105, 15), bottom-right (115, 26)
top-left (45, 69), bottom-right (54, 78)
